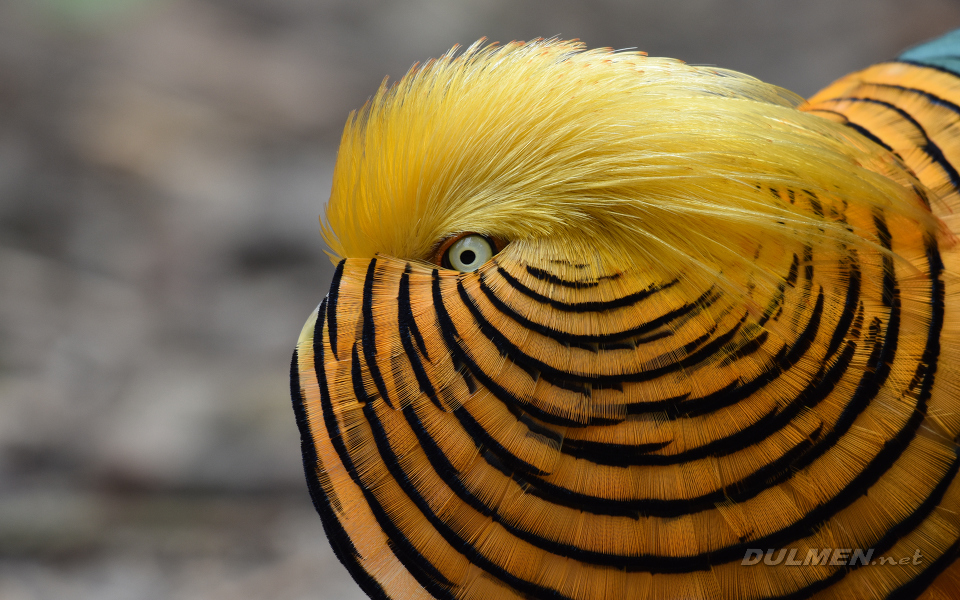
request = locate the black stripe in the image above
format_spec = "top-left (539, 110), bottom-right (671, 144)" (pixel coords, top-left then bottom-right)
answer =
top-left (476, 407), bottom-right (821, 521)
top-left (875, 215), bottom-right (896, 307)
top-left (399, 265), bottom-right (431, 361)
top-left (360, 259), bottom-right (395, 409)
top-left (449, 348), bottom-right (478, 396)
top-left (760, 246), bottom-right (814, 328)
top-left (886, 533), bottom-right (960, 600)
top-left (757, 282), bottom-right (786, 327)
top-left (762, 570), bottom-right (846, 600)
top-left (549, 259), bottom-right (589, 268)
top-left (806, 106), bottom-right (901, 157)
top-left (866, 81), bottom-right (960, 118)
top-left (627, 380), bottom-right (735, 418)
top-left (785, 253), bottom-right (799, 287)
top-left (894, 58), bottom-right (960, 80)
top-left (622, 329), bottom-right (675, 345)
top-left (821, 95), bottom-right (960, 190)
top-left (525, 265), bottom-right (601, 288)
top-left (802, 244), bottom-right (814, 280)
top-left (847, 122), bottom-right (897, 152)
top-left (558, 435), bottom-right (673, 462)
top-left (452, 403), bottom-right (549, 476)
top-left (559, 405), bottom-right (774, 466)
top-left (327, 260), bottom-right (345, 360)
top-left (478, 274), bottom-right (716, 345)
top-left (290, 306), bottom-right (394, 600)
top-left (871, 455), bottom-right (960, 590)
top-left (496, 264), bottom-right (677, 312)
top-left (721, 330), bottom-right (769, 362)
top-left (506, 405), bottom-right (565, 446)
top-left (912, 183), bottom-right (934, 210)
top-left (805, 191), bottom-right (824, 218)
top-left (397, 266), bottom-right (444, 411)
top-left (826, 252), bottom-right (861, 359)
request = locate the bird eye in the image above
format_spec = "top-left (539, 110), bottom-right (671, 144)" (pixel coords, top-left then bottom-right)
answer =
top-left (444, 234), bottom-right (494, 272)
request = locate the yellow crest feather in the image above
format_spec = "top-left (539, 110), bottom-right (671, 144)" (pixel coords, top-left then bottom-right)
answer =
top-left (323, 38), bottom-right (936, 288)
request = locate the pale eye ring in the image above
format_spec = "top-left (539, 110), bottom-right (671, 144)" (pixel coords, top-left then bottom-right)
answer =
top-left (445, 234), bottom-right (494, 272)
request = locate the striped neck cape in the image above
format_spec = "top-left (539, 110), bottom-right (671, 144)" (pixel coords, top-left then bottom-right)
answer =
top-left (292, 30), bottom-right (960, 600)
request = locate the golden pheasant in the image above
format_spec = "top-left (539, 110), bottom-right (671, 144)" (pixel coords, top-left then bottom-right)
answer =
top-left (291, 31), bottom-right (960, 599)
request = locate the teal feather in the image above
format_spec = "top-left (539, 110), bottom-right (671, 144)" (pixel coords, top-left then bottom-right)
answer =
top-left (900, 28), bottom-right (960, 75)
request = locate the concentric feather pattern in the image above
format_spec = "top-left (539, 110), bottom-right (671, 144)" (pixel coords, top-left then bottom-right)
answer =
top-left (291, 35), bottom-right (960, 599)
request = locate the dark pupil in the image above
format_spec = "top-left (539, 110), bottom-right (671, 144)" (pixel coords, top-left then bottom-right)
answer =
top-left (460, 250), bottom-right (476, 264)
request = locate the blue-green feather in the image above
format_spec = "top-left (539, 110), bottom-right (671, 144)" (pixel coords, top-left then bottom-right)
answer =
top-left (900, 28), bottom-right (960, 75)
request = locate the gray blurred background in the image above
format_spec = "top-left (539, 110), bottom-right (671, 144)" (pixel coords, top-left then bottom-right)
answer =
top-left (1, 1), bottom-right (959, 599)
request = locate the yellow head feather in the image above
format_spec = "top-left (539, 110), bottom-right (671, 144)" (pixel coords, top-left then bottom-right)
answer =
top-left (322, 38), bottom-right (936, 288)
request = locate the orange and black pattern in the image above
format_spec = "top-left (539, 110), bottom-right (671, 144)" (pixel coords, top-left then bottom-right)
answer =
top-left (292, 35), bottom-right (960, 600)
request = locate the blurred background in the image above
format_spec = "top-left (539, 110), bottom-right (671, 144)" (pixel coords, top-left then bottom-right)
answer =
top-left (1, 1), bottom-right (959, 598)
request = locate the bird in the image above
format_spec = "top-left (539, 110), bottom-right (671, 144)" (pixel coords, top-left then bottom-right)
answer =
top-left (290, 31), bottom-right (960, 600)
